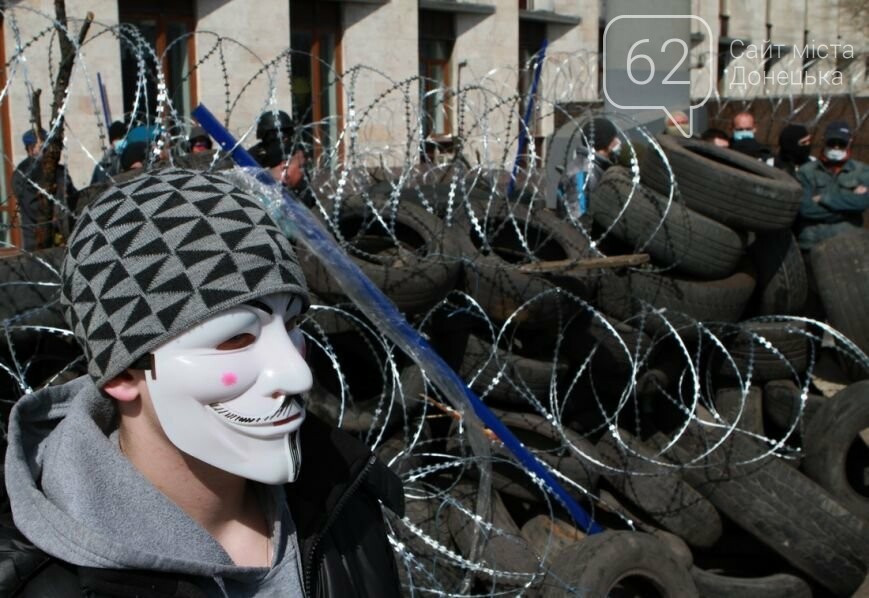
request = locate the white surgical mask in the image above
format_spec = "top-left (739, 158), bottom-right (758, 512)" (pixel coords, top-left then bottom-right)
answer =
top-left (610, 139), bottom-right (622, 160)
top-left (144, 293), bottom-right (311, 484)
top-left (824, 147), bottom-right (848, 162)
top-left (733, 130), bottom-right (754, 141)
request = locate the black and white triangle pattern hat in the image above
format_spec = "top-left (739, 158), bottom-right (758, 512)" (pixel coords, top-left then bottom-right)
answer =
top-left (61, 167), bottom-right (309, 386)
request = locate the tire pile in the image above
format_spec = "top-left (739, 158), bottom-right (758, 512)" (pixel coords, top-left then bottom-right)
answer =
top-left (2, 140), bottom-right (869, 596)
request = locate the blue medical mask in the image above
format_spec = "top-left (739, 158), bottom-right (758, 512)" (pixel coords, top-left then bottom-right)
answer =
top-left (733, 130), bottom-right (754, 141)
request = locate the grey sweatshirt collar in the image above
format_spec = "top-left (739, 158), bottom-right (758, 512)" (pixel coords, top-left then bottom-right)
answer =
top-left (4, 376), bottom-right (301, 594)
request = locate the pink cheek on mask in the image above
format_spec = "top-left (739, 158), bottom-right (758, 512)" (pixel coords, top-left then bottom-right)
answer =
top-left (220, 372), bottom-right (238, 387)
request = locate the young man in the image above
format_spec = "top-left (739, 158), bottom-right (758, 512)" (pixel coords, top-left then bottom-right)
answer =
top-left (90, 120), bottom-right (127, 185)
top-left (558, 117), bottom-right (621, 220)
top-left (2, 167), bottom-right (404, 596)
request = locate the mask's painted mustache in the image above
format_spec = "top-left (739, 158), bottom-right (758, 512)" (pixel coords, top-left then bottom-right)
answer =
top-left (210, 394), bottom-right (306, 426)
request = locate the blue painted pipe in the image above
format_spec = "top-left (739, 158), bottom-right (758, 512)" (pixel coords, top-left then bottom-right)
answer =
top-left (193, 103), bottom-right (602, 534)
top-left (508, 39), bottom-right (548, 198)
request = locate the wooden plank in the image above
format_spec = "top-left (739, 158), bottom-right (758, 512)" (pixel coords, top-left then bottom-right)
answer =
top-left (517, 253), bottom-right (650, 273)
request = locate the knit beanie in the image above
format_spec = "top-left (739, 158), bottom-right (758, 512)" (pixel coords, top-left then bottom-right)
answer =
top-left (61, 167), bottom-right (309, 387)
top-left (581, 118), bottom-right (618, 151)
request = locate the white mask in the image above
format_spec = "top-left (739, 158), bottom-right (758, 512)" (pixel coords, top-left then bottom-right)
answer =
top-left (144, 293), bottom-right (312, 484)
top-left (824, 147), bottom-right (848, 162)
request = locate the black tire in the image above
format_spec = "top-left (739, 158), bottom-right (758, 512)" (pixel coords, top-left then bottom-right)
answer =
top-left (654, 405), bottom-right (869, 596)
top-left (802, 380), bottom-right (869, 521)
top-left (564, 312), bottom-right (652, 380)
top-left (445, 481), bottom-right (539, 584)
top-left (297, 196), bottom-right (463, 316)
top-left (395, 484), bottom-right (466, 594)
top-left (749, 230), bottom-right (808, 316)
top-left (714, 321), bottom-right (810, 384)
top-left (457, 333), bottom-right (567, 406)
top-left (597, 266), bottom-right (756, 325)
top-left (591, 166), bottom-right (746, 279)
top-left (810, 229), bottom-right (869, 373)
top-left (762, 379), bottom-right (826, 433)
top-left (595, 429), bottom-right (723, 548)
top-left (690, 567), bottom-right (812, 598)
top-left (446, 410), bottom-right (600, 504)
top-left (711, 386), bottom-right (765, 436)
top-left (457, 199), bottom-right (590, 331)
top-left (640, 134), bottom-right (803, 231)
top-left (542, 531), bottom-right (698, 597)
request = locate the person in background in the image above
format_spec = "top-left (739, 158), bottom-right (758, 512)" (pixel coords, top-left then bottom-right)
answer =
top-left (768, 123), bottom-right (813, 179)
top-left (796, 120), bottom-right (869, 249)
top-left (558, 117), bottom-right (621, 221)
top-left (12, 128), bottom-right (78, 250)
top-left (251, 109), bottom-right (295, 157)
top-left (187, 125), bottom-right (213, 154)
top-left (119, 141), bottom-right (148, 173)
top-left (256, 138), bottom-right (307, 191)
top-left (90, 121), bottom-right (126, 185)
top-left (730, 111), bottom-right (773, 161)
top-left (664, 110), bottom-right (689, 136)
top-left (1, 168), bottom-right (404, 596)
top-left (701, 128), bottom-right (730, 148)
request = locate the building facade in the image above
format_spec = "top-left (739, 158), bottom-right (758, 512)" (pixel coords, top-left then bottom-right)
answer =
top-left (0, 0), bottom-right (865, 246)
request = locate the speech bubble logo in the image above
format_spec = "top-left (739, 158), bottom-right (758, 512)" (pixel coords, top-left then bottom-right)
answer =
top-left (603, 15), bottom-right (714, 138)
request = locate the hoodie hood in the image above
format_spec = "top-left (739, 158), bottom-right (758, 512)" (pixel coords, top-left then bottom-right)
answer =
top-left (4, 377), bottom-right (298, 590)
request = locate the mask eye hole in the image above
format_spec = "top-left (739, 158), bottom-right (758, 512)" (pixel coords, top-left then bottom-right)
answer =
top-left (284, 315), bottom-right (300, 333)
top-left (216, 333), bottom-right (256, 351)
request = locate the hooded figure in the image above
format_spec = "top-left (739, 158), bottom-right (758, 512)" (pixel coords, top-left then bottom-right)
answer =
top-left (770, 123), bottom-right (813, 178)
top-left (2, 168), bottom-right (404, 596)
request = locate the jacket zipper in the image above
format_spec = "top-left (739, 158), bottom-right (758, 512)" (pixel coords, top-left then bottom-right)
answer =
top-left (302, 454), bottom-right (377, 597)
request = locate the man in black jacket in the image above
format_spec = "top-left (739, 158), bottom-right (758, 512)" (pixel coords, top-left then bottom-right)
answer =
top-left (2, 167), bottom-right (403, 597)
top-left (12, 128), bottom-right (78, 250)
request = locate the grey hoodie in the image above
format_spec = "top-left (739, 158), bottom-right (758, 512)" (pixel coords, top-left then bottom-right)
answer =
top-left (4, 376), bottom-right (305, 597)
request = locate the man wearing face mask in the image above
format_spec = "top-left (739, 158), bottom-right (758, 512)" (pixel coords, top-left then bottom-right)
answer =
top-left (730, 111), bottom-right (773, 161)
top-left (767, 123), bottom-right (814, 179)
top-left (1, 168), bottom-right (404, 596)
top-left (558, 117), bottom-right (621, 221)
top-left (90, 121), bottom-right (127, 185)
top-left (796, 121), bottom-right (869, 249)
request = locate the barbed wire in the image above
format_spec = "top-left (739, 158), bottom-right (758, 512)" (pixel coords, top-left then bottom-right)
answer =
top-left (1, 5), bottom-right (868, 595)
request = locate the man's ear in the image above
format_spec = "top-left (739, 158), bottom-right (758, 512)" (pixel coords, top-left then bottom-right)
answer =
top-left (102, 370), bottom-right (142, 402)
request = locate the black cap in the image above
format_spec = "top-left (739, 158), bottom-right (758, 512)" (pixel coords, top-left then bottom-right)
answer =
top-left (581, 118), bottom-right (618, 151)
top-left (824, 121), bottom-right (851, 144)
top-left (187, 126), bottom-right (213, 148)
top-left (120, 141), bottom-right (148, 171)
top-left (256, 110), bottom-right (294, 141)
top-left (108, 121), bottom-right (126, 142)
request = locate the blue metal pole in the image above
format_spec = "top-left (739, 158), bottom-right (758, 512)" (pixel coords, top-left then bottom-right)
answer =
top-left (192, 103), bottom-right (602, 534)
top-left (507, 39), bottom-right (548, 198)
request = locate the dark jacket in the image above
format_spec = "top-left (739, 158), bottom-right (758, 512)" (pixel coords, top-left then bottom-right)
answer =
top-left (0, 413), bottom-right (404, 597)
top-left (13, 156), bottom-right (79, 250)
top-left (795, 158), bottom-right (869, 248)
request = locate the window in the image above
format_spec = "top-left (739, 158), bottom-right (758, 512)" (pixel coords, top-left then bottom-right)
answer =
top-left (290, 1), bottom-right (343, 167)
top-left (419, 10), bottom-right (455, 142)
top-left (119, 1), bottom-right (197, 125)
